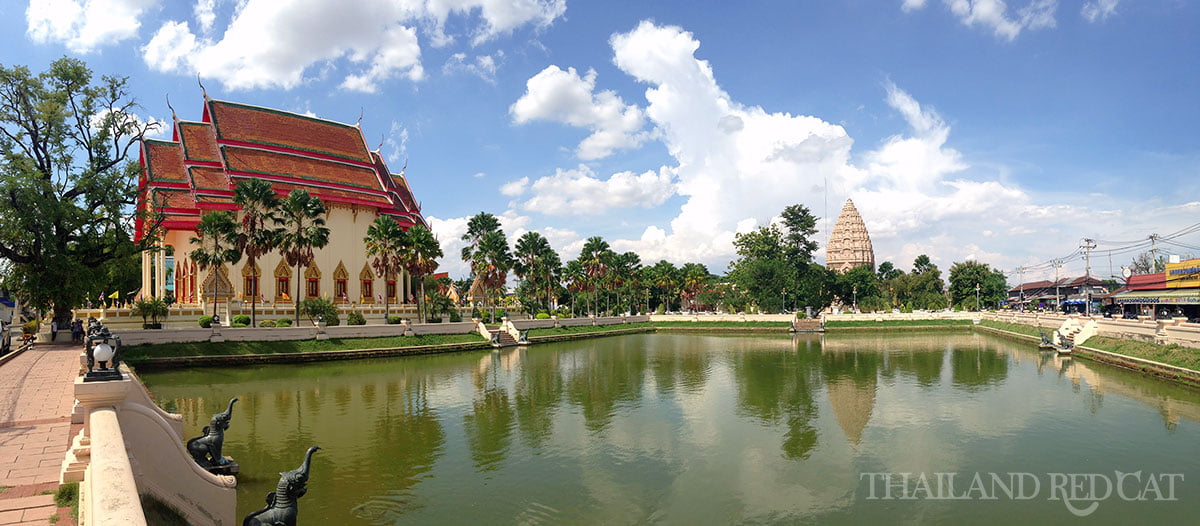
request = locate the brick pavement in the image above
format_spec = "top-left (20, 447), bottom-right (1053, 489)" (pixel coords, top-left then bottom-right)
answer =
top-left (0, 344), bottom-right (82, 525)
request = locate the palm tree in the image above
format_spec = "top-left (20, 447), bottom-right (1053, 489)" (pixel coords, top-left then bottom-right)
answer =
top-left (564, 259), bottom-right (585, 317)
top-left (580, 237), bottom-right (610, 315)
top-left (513, 231), bottom-right (556, 312)
top-left (611, 251), bottom-right (642, 314)
top-left (650, 260), bottom-right (679, 312)
top-left (277, 189), bottom-right (330, 325)
top-left (401, 225), bottom-right (443, 324)
top-left (232, 179), bottom-right (282, 327)
top-left (190, 211), bottom-right (242, 319)
top-left (471, 230), bottom-right (512, 323)
top-left (364, 216), bottom-right (406, 322)
top-left (460, 212), bottom-right (501, 263)
top-left (680, 263), bottom-right (710, 312)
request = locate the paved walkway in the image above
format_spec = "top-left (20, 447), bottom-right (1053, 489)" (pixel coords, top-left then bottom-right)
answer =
top-left (0, 344), bottom-right (82, 525)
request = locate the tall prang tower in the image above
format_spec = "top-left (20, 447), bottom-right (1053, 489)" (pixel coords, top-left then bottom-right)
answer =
top-left (825, 199), bottom-right (875, 274)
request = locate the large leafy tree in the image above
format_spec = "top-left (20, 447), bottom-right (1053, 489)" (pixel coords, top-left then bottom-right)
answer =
top-left (364, 215), bottom-right (406, 321)
top-left (277, 189), bottom-right (330, 324)
top-left (401, 225), bottom-right (442, 324)
top-left (948, 260), bottom-right (1008, 310)
top-left (232, 179), bottom-right (281, 326)
top-left (0, 58), bottom-right (161, 321)
top-left (729, 225), bottom-right (796, 313)
top-left (189, 211), bottom-right (242, 318)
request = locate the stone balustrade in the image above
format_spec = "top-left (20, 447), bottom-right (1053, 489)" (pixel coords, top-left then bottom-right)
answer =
top-left (67, 367), bottom-right (237, 525)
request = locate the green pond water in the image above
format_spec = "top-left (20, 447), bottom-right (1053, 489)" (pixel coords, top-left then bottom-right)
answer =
top-left (141, 332), bottom-right (1200, 524)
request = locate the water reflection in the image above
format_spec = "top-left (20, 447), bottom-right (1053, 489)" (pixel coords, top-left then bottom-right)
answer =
top-left (141, 332), bottom-right (1200, 524)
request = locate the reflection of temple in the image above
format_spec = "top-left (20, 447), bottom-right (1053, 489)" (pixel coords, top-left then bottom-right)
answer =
top-left (825, 199), bottom-right (875, 273)
top-left (826, 378), bottom-right (875, 445)
top-left (136, 96), bottom-right (426, 310)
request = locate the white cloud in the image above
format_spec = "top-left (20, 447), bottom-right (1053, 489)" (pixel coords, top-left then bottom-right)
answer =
top-left (26, 0), bottom-right (157, 53)
top-left (1081, 0), bottom-right (1119, 23)
top-left (340, 24), bottom-right (424, 92)
top-left (194, 0), bottom-right (217, 32)
top-left (511, 21), bottom-right (1041, 273)
top-left (443, 51), bottom-right (503, 83)
top-left (142, 20), bottom-right (197, 73)
top-left (139, 0), bottom-right (565, 92)
top-left (91, 108), bottom-right (168, 139)
top-left (511, 65), bottom-right (649, 160)
top-left (500, 177), bottom-right (529, 197)
top-left (473, 172), bottom-right (487, 178)
top-left (903, 0), bottom-right (1058, 40)
top-left (384, 121), bottom-right (409, 164)
top-left (518, 164), bottom-right (677, 216)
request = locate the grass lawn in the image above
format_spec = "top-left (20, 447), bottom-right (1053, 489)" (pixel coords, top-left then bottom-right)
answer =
top-left (651, 320), bottom-right (790, 328)
top-left (980, 320), bottom-right (1200, 371)
top-left (124, 333), bottom-right (487, 361)
top-left (825, 319), bottom-right (973, 328)
top-left (528, 322), bottom-right (655, 337)
top-left (979, 320), bottom-right (1042, 337)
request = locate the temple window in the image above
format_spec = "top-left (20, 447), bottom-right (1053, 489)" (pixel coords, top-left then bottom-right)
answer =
top-left (335, 279), bottom-right (348, 303)
top-left (387, 281), bottom-right (396, 303)
top-left (307, 278), bottom-right (319, 298)
top-left (361, 280), bottom-right (373, 303)
top-left (277, 277), bottom-right (289, 299)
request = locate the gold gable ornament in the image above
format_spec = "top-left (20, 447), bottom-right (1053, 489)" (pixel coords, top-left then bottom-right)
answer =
top-left (201, 265), bottom-right (234, 302)
top-left (305, 261), bottom-right (322, 279)
top-left (333, 261), bottom-right (349, 280)
top-left (359, 262), bottom-right (374, 280)
top-left (274, 260), bottom-right (292, 278)
top-left (242, 261), bottom-right (261, 278)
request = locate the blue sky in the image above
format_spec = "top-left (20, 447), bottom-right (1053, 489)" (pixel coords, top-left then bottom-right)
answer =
top-left (3, 0), bottom-right (1198, 282)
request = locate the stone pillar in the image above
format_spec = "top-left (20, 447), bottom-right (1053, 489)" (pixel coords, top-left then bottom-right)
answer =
top-left (155, 245), bottom-right (166, 299)
top-left (141, 251), bottom-right (152, 300)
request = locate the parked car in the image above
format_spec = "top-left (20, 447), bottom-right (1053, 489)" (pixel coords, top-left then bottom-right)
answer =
top-left (0, 319), bottom-right (11, 355)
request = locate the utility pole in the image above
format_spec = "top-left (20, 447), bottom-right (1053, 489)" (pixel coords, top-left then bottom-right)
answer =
top-left (1053, 259), bottom-right (1061, 314)
top-left (1018, 266), bottom-right (1026, 313)
top-left (1150, 234), bottom-right (1160, 271)
top-left (1082, 238), bottom-right (1097, 317)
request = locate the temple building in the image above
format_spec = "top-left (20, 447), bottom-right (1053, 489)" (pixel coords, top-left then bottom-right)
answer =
top-left (135, 96), bottom-right (426, 315)
top-left (825, 199), bottom-right (875, 274)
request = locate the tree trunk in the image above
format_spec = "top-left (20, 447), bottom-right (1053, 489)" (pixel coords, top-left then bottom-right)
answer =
top-left (418, 275), bottom-right (426, 324)
top-left (295, 263), bottom-right (302, 325)
top-left (250, 265), bottom-right (257, 327)
top-left (384, 271), bottom-right (390, 322)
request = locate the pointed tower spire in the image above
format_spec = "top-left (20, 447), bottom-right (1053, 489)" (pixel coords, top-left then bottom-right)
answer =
top-left (825, 199), bottom-right (875, 274)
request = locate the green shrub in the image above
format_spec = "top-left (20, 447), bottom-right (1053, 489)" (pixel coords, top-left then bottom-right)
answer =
top-left (198, 316), bottom-right (213, 328)
top-left (21, 320), bottom-right (40, 334)
top-left (258, 320), bottom-right (277, 328)
top-left (535, 312), bottom-right (551, 319)
top-left (232, 314), bottom-right (250, 325)
top-left (275, 318), bottom-right (293, 327)
top-left (449, 310), bottom-right (462, 322)
top-left (346, 312), bottom-right (366, 325)
top-left (231, 322), bottom-right (247, 328)
top-left (495, 309), bottom-right (508, 319)
top-left (471, 308), bottom-right (483, 320)
top-left (298, 298), bottom-right (340, 326)
top-left (796, 311), bottom-right (807, 320)
top-left (387, 315), bottom-right (403, 325)
top-left (656, 304), bottom-right (666, 314)
top-left (428, 317), bottom-right (442, 323)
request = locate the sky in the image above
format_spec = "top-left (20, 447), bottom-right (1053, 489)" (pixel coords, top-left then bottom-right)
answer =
top-left (3, 0), bottom-right (1199, 284)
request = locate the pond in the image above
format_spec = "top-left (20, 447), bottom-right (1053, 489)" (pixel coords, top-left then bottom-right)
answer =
top-left (141, 331), bottom-right (1200, 524)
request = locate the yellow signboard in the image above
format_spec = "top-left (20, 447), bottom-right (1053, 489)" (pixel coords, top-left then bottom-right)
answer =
top-left (1165, 259), bottom-right (1200, 289)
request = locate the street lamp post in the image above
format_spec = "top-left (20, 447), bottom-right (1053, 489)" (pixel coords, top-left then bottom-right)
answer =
top-left (975, 283), bottom-right (981, 312)
top-left (852, 285), bottom-right (858, 313)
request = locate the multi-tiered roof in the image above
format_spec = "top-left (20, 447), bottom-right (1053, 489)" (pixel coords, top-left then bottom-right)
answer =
top-left (826, 199), bottom-right (875, 273)
top-left (136, 98), bottom-right (424, 240)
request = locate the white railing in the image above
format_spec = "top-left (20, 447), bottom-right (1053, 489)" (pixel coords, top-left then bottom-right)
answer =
top-left (70, 368), bottom-right (237, 525)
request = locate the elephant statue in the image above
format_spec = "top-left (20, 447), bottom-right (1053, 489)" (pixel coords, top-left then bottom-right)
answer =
top-left (186, 397), bottom-right (238, 473)
top-left (244, 445), bottom-right (320, 526)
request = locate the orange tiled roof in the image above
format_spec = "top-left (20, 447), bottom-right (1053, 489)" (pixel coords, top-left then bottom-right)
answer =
top-left (189, 167), bottom-right (230, 191)
top-left (265, 181), bottom-right (393, 206)
top-left (195, 193), bottom-right (235, 205)
top-left (143, 141), bottom-right (187, 184)
top-left (208, 100), bottom-right (371, 163)
top-left (178, 121), bottom-right (219, 162)
top-left (150, 188), bottom-right (197, 209)
top-left (222, 146), bottom-right (382, 191)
